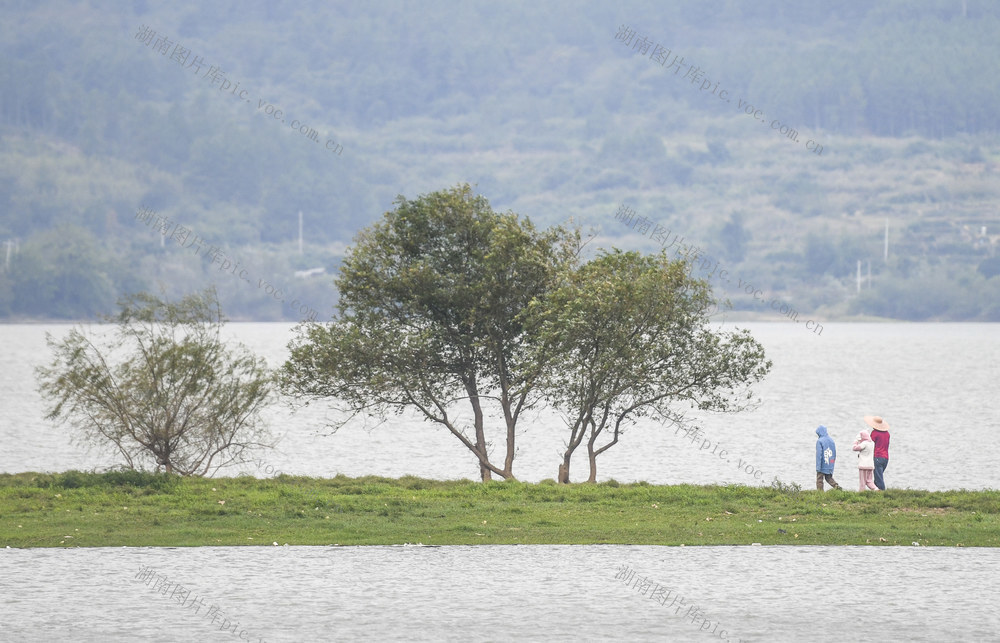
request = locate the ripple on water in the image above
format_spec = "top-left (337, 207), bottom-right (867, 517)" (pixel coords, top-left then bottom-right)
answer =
top-left (1, 544), bottom-right (999, 642)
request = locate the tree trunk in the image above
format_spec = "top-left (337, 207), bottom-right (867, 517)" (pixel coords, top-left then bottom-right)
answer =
top-left (502, 410), bottom-right (516, 480)
top-left (557, 411), bottom-right (591, 483)
top-left (465, 377), bottom-right (491, 482)
top-left (586, 427), bottom-right (602, 483)
top-left (586, 414), bottom-right (622, 484)
top-left (557, 437), bottom-right (580, 483)
top-left (558, 458), bottom-right (571, 484)
top-left (478, 444), bottom-right (491, 482)
top-left (587, 449), bottom-right (598, 483)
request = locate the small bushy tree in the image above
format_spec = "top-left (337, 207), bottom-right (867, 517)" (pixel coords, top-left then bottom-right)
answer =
top-left (36, 288), bottom-right (274, 476)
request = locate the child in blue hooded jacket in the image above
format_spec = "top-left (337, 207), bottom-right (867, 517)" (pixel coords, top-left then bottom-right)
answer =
top-left (815, 425), bottom-right (841, 490)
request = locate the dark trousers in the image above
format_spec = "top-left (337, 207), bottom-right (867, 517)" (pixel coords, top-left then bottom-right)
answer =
top-left (816, 471), bottom-right (840, 490)
top-left (873, 458), bottom-right (888, 490)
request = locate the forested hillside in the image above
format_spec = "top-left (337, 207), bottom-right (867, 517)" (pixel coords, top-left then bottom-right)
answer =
top-left (1, 0), bottom-right (998, 320)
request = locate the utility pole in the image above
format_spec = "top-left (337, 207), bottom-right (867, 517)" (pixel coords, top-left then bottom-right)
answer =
top-left (856, 259), bottom-right (862, 293)
top-left (3, 239), bottom-right (15, 271)
top-left (884, 218), bottom-right (889, 262)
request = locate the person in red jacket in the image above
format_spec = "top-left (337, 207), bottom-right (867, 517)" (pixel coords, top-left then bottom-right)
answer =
top-left (864, 415), bottom-right (891, 490)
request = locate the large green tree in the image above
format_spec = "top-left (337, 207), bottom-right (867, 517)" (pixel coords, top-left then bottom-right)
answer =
top-left (527, 250), bottom-right (772, 483)
top-left (36, 288), bottom-right (274, 476)
top-left (281, 184), bottom-right (580, 481)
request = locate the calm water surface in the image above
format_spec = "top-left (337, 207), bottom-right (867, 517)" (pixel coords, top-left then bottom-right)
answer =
top-left (2, 323), bottom-right (999, 641)
top-left (2, 545), bottom-right (999, 642)
top-left (2, 323), bottom-right (998, 491)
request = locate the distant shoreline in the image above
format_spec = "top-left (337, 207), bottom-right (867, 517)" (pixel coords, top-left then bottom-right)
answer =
top-left (2, 472), bottom-right (996, 548)
top-left (5, 317), bottom-right (1000, 324)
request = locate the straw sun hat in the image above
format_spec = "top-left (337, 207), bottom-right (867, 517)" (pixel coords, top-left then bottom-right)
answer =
top-left (864, 415), bottom-right (890, 432)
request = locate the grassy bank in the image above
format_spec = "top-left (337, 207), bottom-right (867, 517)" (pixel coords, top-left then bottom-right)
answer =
top-left (1, 471), bottom-right (997, 548)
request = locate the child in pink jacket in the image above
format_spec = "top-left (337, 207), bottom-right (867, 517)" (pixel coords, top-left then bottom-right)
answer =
top-left (852, 430), bottom-right (879, 491)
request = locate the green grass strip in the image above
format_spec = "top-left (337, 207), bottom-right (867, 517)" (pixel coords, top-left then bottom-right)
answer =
top-left (1, 471), bottom-right (997, 548)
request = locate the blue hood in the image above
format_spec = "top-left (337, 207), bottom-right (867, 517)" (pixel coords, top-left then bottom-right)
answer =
top-left (815, 425), bottom-right (836, 473)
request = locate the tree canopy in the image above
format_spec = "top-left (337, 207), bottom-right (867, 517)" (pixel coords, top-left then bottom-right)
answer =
top-left (283, 185), bottom-right (772, 482)
top-left (281, 184), bottom-right (580, 481)
top-left (527, 249), bottom-right (772, 482)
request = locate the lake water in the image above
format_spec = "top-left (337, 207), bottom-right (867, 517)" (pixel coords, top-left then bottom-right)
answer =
top-left (2, 322), bottom-right (998, 642)
top-left (1, 544), bottom-right (998, 642)
top-left (3, 322), bottom-right (998, 491)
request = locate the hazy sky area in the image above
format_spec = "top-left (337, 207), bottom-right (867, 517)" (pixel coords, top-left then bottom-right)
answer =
top-left (1, 0), bottom-right (998, 321)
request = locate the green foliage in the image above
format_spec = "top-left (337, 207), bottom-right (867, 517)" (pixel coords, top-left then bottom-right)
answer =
top-left (850, 268), bottom-right (1000, 320)
top-left (1, 1), bottom-right (999, 320)
top-left (9, 225), bottom-right (120, 318)
top-left (978, 256), bottom-right (1000, 279)
top-left (284, 185), bottom-right (775, 483)
top-left (527, 249), bottom-right (771, 482)
top-left (282, 184), bottom-right (581, 481)
top-left (57, 469), bottom-right (178, 491)
top-left (0, 469), bottom-right (178, 491)
top-left (770, 477), bottom-right (802, 495)
top-left (35, 288), bottom-right (275, 476)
